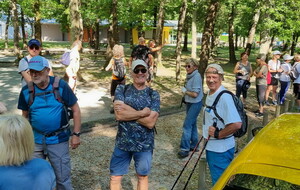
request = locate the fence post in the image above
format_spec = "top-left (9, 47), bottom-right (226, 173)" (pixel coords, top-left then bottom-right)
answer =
top-left (198, 156), bottom-right (207, 190)
top-left (283, 100), bottom-right (290, 113)
top-left (247, 124), bottom-right (253, 142)
top-left (290, 96), bottom-right (296, 111)
top-left (275, 105), bottom-right (281, 117)
top-left (263, 112), bottom-right (269, 126)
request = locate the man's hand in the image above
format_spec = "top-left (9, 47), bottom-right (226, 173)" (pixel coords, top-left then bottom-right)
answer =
top-left (70, 136), bottom-right (81, 149)
top-left (141, 107), bottom-right (151, 118)
top-left (208, 126), bottom-right (216, 137)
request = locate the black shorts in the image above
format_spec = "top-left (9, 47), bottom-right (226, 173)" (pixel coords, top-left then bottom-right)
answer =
top-left (111, 78), bottom-right (125, 96)
top-left (293, 83), bottom-right (300, 99)
top-left (268, 77), bottom-right (278, 86)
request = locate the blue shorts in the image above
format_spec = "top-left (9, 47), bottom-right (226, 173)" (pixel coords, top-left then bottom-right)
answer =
top-left (110, 147), bottom-right (153, 176)
top-left (206, 148), bottom-right (235, 185)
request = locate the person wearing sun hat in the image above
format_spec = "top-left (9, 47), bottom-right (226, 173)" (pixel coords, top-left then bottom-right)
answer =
top-left (109, 59), bottom-right (160, 190)
top-left (278, 54), bottom-right (294, 104)
top-left (203, 63), bottom-right (242, 185)
top-left (18, 55), bottom-right (81, 190)
top-left (265, 50), bottom-right (283, 106)
top-left (18, 39), bottom-right (54, 87)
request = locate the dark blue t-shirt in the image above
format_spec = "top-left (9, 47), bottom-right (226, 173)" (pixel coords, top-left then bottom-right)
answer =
top-left (114, 84), bottom-right (160, 152)
top-left (18, 76), bottom-right (78, 144)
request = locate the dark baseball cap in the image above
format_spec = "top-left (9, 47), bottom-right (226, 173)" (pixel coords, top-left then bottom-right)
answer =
top-left (28, 39), bottom-right (41, 47)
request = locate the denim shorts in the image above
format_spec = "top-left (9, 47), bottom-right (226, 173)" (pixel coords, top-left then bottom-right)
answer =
top-left (110, 147), bottom-right (153, 176)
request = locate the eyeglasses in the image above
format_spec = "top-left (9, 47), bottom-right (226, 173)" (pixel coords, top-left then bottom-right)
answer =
top-left (133, 68), bottom-right (147, 74)
top-left (29, 69), bottom-right (46, 75)
top-left (29, 45), bottom-right (40, 50)
top-left (185, 65), bottom-right (192, 68)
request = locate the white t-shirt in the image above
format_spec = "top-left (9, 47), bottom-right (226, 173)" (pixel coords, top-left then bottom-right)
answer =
top-left (268, 59), bottom-right (281, 71)
top-left (279, 62), bottom-right (291, 82)
top-left (203, 85), bottom-right (241, 153)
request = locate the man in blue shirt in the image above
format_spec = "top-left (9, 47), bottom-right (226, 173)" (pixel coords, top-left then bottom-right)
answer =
top-left (18, 55), bottom-right (81, 190)
top-left (110, 59), bottom-right (160, 190)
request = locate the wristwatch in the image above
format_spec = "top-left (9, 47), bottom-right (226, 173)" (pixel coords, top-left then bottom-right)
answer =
top-left (72, 132), bottom-right (81, 137)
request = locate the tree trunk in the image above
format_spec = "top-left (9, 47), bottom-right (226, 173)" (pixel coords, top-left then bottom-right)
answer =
top-left (182, 27), bottom-right (188, 52)
top-left (105, 0), bottom-right (119, 67)
top-left (152, 5), bottom-right (158, 39)
top-left (228, 4), bottom-right (237, 64)
top-left (191, 0), bottom-right (197, 58)
top-left (95, 20), bottom-right (100, 50)
top-left (69, 0), bottom-right (84, 43)
top-left (20, 8), bottom-right (26, 48)
top-left (175, 0), bottom-right (187, 81)
top-left (244, 5), bottom-right (260, 55)
top-left (281, 40), bottom-right (290, 53)
top-left (4, 7), bottom-right (10, 50)
top-left (155, 0), bottom-right (165, 67)
top-left (33, 0), bottom-right (42, 43)
top-left (291, 32), bottom-right (299, 56)
top-left (199, 0), bottom-right (220, 78)
top-left (235, 33), bottom-right (238, 50)
top-left (11, 0), bottom-right (20, 58)
top-left (259, 30), bottom-right (272, 58)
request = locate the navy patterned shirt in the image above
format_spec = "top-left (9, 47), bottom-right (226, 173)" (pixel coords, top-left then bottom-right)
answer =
top-left (114, 84), bottom-right (160, 152)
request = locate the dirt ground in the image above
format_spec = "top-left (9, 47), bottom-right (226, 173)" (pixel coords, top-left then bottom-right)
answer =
top-left (63, 55), bottom-right (295, 190)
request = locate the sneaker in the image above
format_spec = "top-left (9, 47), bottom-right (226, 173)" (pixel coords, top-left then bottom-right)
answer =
top-left (255, 112), bottom-right (263, 117)
top-left (190, 148), bottom-right (199, 152)
top-left (265, 101), bottom-right (270, 106)
top-left (253, 110), bottom-right (260, 114)
top-left (178, 150), bottom-right (189, 158)
top-left (272, 101), bottom-right (278, 105)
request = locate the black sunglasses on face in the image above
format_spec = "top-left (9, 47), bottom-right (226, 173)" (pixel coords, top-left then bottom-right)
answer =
top-left (29, 45), bottom-right (40, 50)
top-left (133, 68), bottom-right (147, 74)
top-left (185, 65), bottom-right (192, 68)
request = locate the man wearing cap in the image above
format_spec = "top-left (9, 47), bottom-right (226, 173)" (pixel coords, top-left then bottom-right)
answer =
top-left (17, 55), bottom-right (81, 190)
top-left (278, 54), bottom-right (293, 104)
top-left (109, 59), bottom-right (160, 190)
top-left (265, 50), bottom-right (283, 106)
top-left (18, 39), bottom-right (54, 87)
top-left (203, 64), bottom-right (242, 185)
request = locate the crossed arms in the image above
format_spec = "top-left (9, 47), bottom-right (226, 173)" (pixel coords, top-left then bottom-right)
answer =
top-left (114, 101), bottom-right (159, 129)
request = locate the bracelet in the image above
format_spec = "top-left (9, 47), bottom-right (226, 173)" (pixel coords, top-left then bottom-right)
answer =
top-left (72, 132), bottom-right (81, 137)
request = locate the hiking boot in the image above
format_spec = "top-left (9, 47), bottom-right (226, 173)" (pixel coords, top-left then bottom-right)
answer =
top-left (255, 112), bottom-right (263, 117)
top-left (178, 151), bottom-right (189, 159)
top-left (265, 101), bottom-right (270, 106)
top-left (253, 110), bottom-right (260, 114)
top-left (272, 100), bottom-right (278, 105)
top-left (190, 148), bottom-right (199, 152)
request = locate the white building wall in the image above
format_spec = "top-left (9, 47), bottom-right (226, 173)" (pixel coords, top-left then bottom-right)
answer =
top-left (42, 24), bottom-right (63, 41)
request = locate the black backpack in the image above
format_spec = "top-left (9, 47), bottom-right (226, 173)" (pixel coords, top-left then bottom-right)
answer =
top-left (289, 63), bottom-right (299, 80)
top-left (131, 45), bottom-right (150, 65)
top-left (206, 90), bottom-right (248, 138)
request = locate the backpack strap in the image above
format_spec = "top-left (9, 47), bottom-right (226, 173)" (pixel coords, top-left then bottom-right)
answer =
top-left (53, 76), bottom-right (63, 103)
top-left (28, 81), bottom-right (35, 107)
top-left (206, 90), bottom-right (233, 124)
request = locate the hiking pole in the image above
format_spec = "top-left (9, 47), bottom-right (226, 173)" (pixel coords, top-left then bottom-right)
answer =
top-left (170, 136), bottom-right (203, 190)
top-left (183, 137), bottom-right (209, 190)
top-left (182, 119), bottom-right (217, 189)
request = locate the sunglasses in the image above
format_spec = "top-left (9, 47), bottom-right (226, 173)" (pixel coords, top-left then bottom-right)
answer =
top-left (29, 45), bottom-right (40, 50)
top-left (133, 68), bottom-right (147, 74)
top-left (185, 65), bottom-right (192, 68)
top-left (29, 68), bottom-right (46, 75)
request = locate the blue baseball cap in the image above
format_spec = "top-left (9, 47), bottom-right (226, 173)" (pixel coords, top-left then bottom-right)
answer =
top-left (28, 39), bottom-right (41, 47)
top-left (28, 56), bottom-right (49, 71)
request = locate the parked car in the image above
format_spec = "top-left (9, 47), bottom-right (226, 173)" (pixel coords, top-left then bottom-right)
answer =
top-left (213, 113), bottom-right (300, 190)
